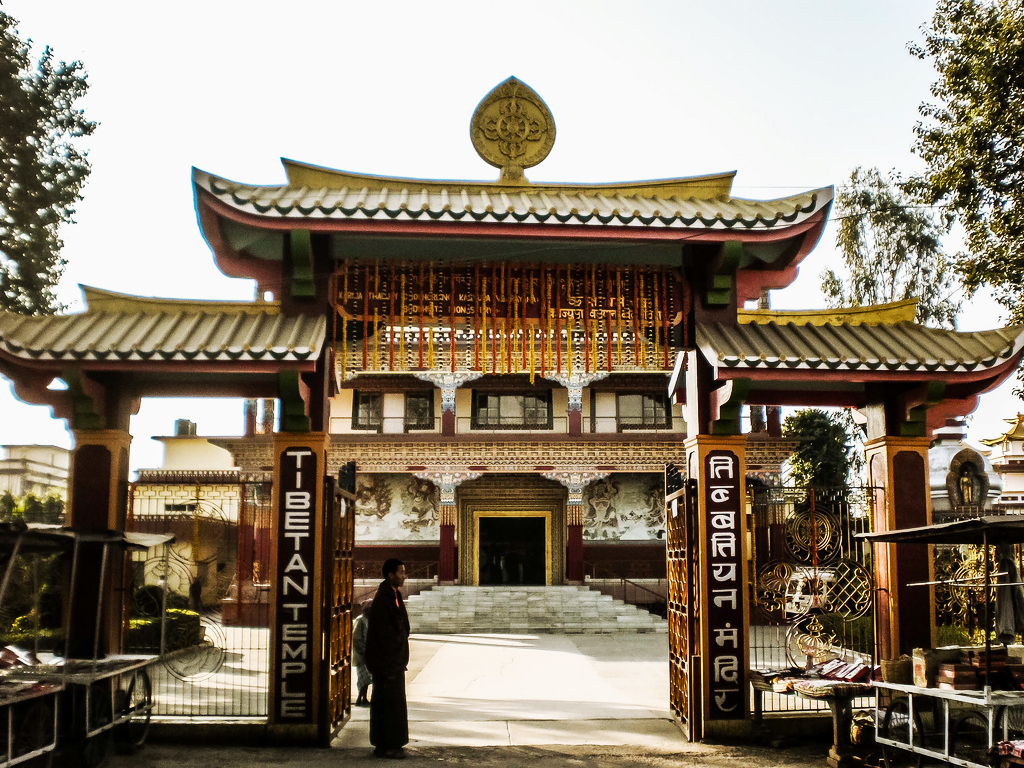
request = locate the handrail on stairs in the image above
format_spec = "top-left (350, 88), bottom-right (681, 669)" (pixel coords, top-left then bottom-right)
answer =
top-left (583, 561), bottom-right (667, 619)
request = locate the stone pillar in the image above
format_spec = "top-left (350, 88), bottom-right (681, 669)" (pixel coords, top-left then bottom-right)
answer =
top-left (414, 372), bottom-right (481, 436)
top-left (546, 372), bottom-right (608, 435)
top-left (686, 434), bottom-right (749, 741)
top-left (66, 429), bottom-right (133, 659)
top-left (541, 471), bottom-right (609, 584)
top-left (267, 432), bottom-right (329, 744)
top-left (864, 436), bottom-right (934, 659)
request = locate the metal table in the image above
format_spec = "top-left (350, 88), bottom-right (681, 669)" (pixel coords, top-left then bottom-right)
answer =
top-left (874, 680), bottom-right (1024, 768)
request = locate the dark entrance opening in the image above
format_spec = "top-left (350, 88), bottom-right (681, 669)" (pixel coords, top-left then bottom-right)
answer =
top-left (478, 517), bottom-right (545, 585)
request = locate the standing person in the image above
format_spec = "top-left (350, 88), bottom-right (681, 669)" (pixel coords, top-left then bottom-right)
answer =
top-left (352, 598), bottom-right (373, 706)
top-left (365, 559), bottom-right (410, 760)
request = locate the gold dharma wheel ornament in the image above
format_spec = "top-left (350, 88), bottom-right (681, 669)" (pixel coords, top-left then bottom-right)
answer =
top-left (471, 76), bottom-right (555, 183)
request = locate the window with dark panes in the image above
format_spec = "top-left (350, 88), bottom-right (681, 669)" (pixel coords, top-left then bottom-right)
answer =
top-left (404, 392), bottom-right (434, 430)
top-left (617, 392), bottom-right (671, 430)
top-left (351, 391), bottom-right (383, 430)
top-left (471, 391), bottom-right (552, 429)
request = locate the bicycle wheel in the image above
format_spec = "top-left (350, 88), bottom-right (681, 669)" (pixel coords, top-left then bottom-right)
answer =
top-left (1000, 701), bottom-right (1024, 740)
top-left (881, 697), bottom-right (923, 768)
top-left (13, 698), bottom-right (55, 768)
top-left (115, 669), bottom-right (152, 753)
top-left (78, 684), bottom-right (112, 768)
top-left (949, 709), bottom-right (990, 767)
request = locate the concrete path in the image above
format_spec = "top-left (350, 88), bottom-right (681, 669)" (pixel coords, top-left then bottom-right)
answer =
top-left (334, 632), bottom-right (681, 749)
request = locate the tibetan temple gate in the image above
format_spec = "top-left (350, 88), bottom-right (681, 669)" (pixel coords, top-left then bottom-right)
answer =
top-left (2, 77), bottom-right (1024, 742)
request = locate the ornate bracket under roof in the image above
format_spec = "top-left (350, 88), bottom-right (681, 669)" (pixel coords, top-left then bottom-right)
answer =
top-left (707, 240), bottom-right (743, 307)
top-left (278, 370), bottom-right (310, 433)
top-left (413, 371), bottom-right (483, 413)
top-left (710, 378), bottom-right (750, 436)
top-left (289, 230), bottom-right (315, 299)
top-left (545, 371), bottom-right (610, 412)
top-left (411, 470), bottom-right (483, 506)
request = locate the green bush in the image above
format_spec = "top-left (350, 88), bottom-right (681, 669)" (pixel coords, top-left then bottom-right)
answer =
top-left (132, 584), bottom-right (188, 616)
top-left (126, 608), bottom-right (202, 652)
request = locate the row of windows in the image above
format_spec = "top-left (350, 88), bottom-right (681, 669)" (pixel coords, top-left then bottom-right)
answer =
top-left (350, 391), bottom-right (671, 432)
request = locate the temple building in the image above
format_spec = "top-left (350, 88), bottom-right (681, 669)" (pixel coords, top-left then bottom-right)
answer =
top-left (3, 77), bottom-right (1024, 742)
top-left (981, 414), bottom-right (1024, 510)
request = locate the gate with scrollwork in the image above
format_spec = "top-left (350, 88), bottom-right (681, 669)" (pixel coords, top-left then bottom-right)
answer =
top-left (666, 464), bottom-right (701, 738)
top-left (749, 486), bottom-right (878, 715)
top-left (127, 471), bottom-right (273, 717)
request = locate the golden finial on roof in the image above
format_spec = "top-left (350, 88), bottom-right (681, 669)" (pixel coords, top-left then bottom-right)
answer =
top-left (471, 76), bottom-right (555, 184)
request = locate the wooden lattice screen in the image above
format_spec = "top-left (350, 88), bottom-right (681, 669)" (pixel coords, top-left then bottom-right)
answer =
top-left (320, 475), bottom-right (356, 743)
top-left (666, 465), bottom-right (700, 740)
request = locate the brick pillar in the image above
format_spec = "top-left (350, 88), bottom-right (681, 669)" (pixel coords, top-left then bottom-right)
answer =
top-left (66, 429), bottom-right (132, 659)
top-left (267, 432), bottom-right (328, 744)
top-left (864, 436), bottom-right (934, 659)
top-left (686, 434), bottom-right (750, 741)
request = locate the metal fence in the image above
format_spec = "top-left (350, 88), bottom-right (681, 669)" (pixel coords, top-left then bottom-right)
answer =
top-left (128, 472), bottom-right (273, 718)
top-left (749, 485), bottom-right (878, 715)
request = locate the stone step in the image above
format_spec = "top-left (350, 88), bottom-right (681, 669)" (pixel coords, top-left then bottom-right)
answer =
top-left (404, 585), bottom-right (667, 634)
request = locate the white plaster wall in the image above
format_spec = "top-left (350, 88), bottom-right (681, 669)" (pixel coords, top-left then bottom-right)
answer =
top-left (593, 391), bottom-right (617, 433)
top-left (157, 438), bottom-right (234, 470)
top-left (382, 393), bottom-right (405, 434)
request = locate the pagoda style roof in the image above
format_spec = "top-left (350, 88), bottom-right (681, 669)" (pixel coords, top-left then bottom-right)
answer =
top-left (194, 160), bottom-right (831, 233)
top-left (0, 286), bottom-right (324, 366)
top-left (980, 414), bottom-right (1024, 445)
top-left (696, 320), bottom-right (1024, 375)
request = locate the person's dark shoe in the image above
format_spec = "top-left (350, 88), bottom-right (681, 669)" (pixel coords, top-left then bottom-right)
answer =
top-left (373, 748), bottom-right (387, 758)
top-left (384, 749), bottom-right (406, 760)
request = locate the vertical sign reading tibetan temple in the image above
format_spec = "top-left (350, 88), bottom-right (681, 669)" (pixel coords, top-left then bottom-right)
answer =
top-left (275, 448), bottom-right (317, 722)
top-left (704, 450), bottom-right (745, 720)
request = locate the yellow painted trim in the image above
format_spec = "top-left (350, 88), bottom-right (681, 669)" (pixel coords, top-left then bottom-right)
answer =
top-left (80, 285), bottom-right (279, 315)
top-left (737, 298), bottom-right (918, 326)
top-left (471, 510), bottom-right (552, 586)
top-left (279, 157), bottom-right (738, 198)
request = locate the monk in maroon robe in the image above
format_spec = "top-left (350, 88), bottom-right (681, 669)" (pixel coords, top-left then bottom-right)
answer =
top-left (365, 558), bottom-right (410, 759)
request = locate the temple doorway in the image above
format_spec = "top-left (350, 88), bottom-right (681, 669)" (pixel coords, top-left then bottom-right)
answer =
top-left (473, 511), bottom-right (551, 585)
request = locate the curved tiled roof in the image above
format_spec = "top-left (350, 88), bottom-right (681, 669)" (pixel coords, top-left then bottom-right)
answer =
top-left (0, 308), bottom-right (325, 364)
top-left (697, 321), bottom-right (1024, 374)
top-left (194, 160), bottom-right (832, 231)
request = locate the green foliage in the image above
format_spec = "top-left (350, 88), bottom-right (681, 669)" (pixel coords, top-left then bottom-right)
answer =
top-left (782, 409), bottom-right (851, 487)
top-left (0, 11), bottom-right (96, 315)
top-left (0, 491), bottom-right (64, 523)
top-left (823, 166), bottom-right (960, 329)
top-left (937, 623), bottom-right (974, 647)
top-left (907, 0), bottom-right (1024, 326)
top-left (126, 608), bottom-right (202, 653)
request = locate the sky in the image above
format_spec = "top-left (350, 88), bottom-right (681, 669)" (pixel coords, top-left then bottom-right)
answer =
top-left (1, 0), bottom-right (1020, 472)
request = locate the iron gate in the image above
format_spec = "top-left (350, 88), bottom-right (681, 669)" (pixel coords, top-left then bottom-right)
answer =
top-left (666, 464), bottom-right (700, 739)
top-left (127, 471), bottom-right (272, 717)
top-left (749, 485), bottom-right (878, 715)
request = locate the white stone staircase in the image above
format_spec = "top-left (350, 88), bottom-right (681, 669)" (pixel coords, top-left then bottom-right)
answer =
top-left (404, 585), bottom-right (667, 634)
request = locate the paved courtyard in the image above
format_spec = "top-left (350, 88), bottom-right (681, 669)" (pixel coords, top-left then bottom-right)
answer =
top-left (118, 631), bottom-right (833, 766)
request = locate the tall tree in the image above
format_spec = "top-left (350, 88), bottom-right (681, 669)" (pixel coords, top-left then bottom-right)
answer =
top-left (907, 0), bottom-right (1024, 324)
top-left (0, 11), bottom-right (95, 315)
top-left (822, 166), bottom-right (961, 329)
top-left (782, 409), bottom-right (852, 488)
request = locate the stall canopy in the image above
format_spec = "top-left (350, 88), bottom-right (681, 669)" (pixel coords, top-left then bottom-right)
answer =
top-left (856, 515), bottom-right (1024, 546)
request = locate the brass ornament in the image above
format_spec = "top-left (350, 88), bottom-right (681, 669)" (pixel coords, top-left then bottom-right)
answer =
top-left (471, 76), bottom-right (555, 183)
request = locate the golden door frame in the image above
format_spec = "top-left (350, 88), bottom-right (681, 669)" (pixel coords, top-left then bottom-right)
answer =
top-left (472, 510), bottom-right (552, 586)
top-left (456, 475), bottom-right (566, 586)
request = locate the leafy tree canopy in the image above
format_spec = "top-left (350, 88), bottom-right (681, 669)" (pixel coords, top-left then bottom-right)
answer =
top-left (907, 0), bottom-right (1024, 323)
top-left (782, 409), bottom-right (851, 488)
top-left (822, 166), bottom-right (960, 329)
top-left (0, 11), bottom-right (95, 315)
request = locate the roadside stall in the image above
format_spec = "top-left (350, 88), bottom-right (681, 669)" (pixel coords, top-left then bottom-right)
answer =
top-left (0, 523), bottom-right (174, 768)
top-left (859, 516), bottom-right (1024, 768)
